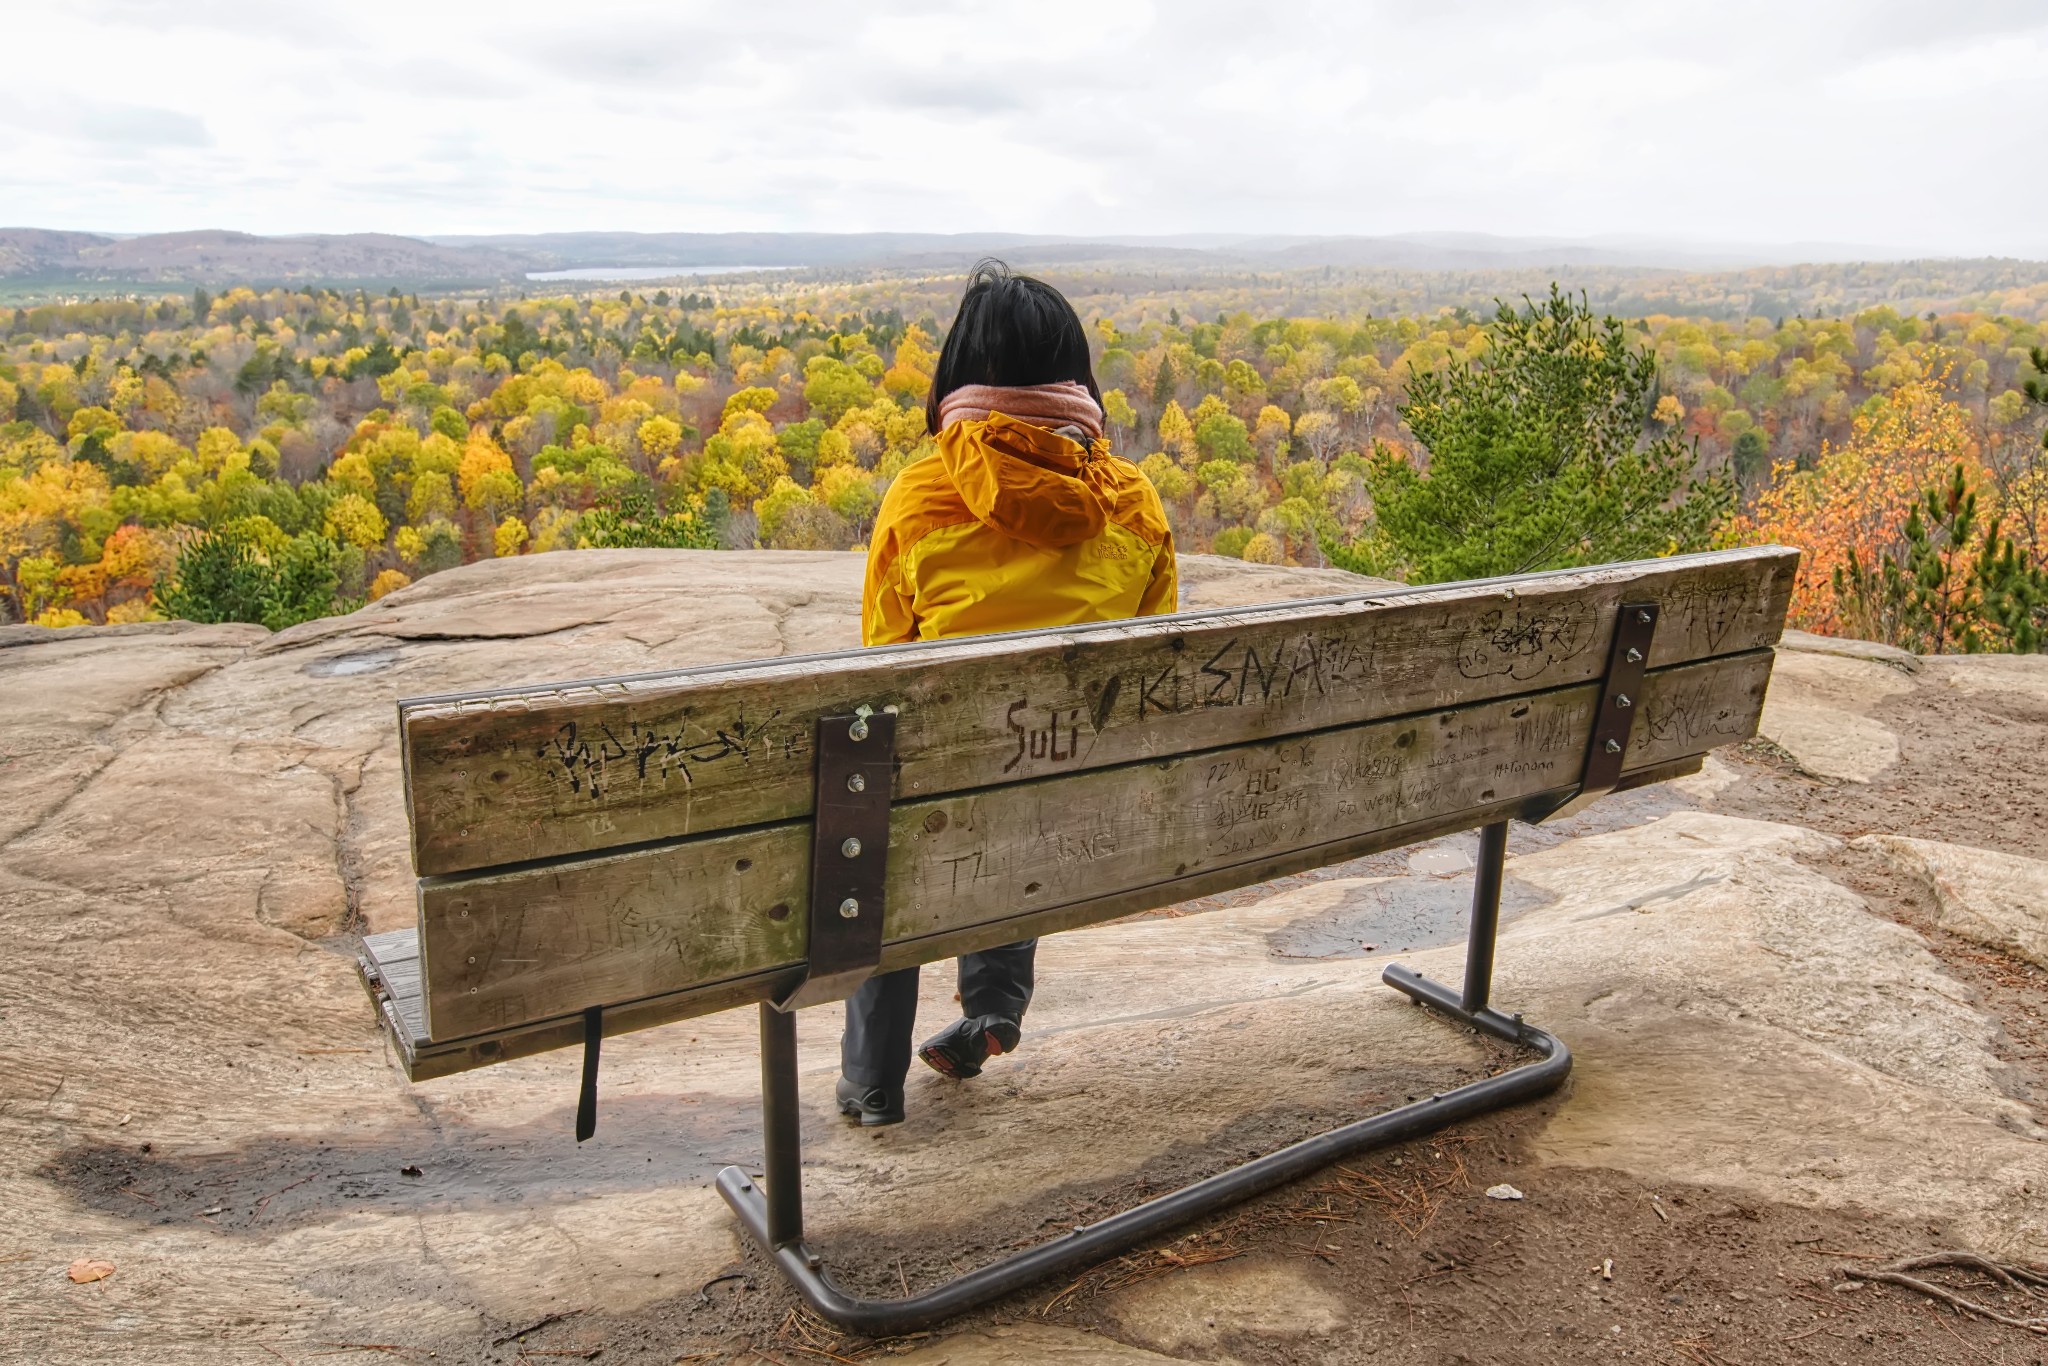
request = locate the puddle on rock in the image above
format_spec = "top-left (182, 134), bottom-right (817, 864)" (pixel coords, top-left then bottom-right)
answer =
top-left (302, 649), bottom-right (400, 678)
top-left (1267, 874), bottom-right (1555, 959)
top-left (1408, 845), bottom-right (1473, 875)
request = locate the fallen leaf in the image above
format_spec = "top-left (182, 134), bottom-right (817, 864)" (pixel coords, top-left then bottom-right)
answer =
top-left (1485, 1184), bottom-right (1525, 1201)
top-left (201, 1205), bottom-right (224, 1216)
top-left (67, 1259), bottom-right (115, 1284)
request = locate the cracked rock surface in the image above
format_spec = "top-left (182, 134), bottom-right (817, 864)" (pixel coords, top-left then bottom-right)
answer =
top-left (4, 551), bottom-right (2046, 1366)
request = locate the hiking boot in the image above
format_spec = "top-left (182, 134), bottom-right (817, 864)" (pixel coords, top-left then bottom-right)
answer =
top-left (917, 1014), bottom-right (1022, 1080)
top-left (835, 1076), bottom-right (904, 1127)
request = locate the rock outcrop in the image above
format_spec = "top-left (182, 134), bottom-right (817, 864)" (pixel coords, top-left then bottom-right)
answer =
top-left (4, 551), bottom-right (2045, 1365)
top-left (1857, 834), bottom-right (2048, 967)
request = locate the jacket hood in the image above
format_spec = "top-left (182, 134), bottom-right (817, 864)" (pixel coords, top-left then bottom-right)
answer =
top-left (936, 412), bottom-right (1112, 550)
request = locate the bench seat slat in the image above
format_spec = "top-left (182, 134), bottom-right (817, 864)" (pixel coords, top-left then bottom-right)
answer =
top-left (417, 648), bottom-right (1771, 1043)
top-left (359, 928), bottom-right (428, 1048)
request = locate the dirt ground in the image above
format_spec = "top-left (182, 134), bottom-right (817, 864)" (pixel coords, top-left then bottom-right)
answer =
top-left (492, 1126), bottom-right (2048, 1366)
top-left (8, 557), bottom-right (2048, 1366)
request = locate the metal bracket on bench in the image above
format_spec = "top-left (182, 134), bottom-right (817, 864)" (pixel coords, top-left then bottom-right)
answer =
top-left (1522, 600), bottom-right (1659, 824)
top-left (774, 712), bottom-right (896, 1013)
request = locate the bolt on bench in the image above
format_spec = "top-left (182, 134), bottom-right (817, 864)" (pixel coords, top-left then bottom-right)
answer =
top-left (358, 545), bottom-right (1796, 1334)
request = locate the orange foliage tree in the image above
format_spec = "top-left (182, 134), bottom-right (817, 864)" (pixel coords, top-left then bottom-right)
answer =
top-left (1727, 366), bottom-right (1987, 634)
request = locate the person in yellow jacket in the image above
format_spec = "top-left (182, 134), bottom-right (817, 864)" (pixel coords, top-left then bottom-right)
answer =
top-left (838, 260), bottom-right (1177, 1126)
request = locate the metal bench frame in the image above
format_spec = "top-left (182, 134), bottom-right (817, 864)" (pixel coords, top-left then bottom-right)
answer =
top-left (713, 604), bottom-right (1661, 1335)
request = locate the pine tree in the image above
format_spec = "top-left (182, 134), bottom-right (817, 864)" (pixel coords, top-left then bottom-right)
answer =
top-left (1976, 527), bottom-right (2046, 653)
top-left (1328, 286), bottom-right (1732, 583)
top-left (1833, 462), bottom-right (2048, 653)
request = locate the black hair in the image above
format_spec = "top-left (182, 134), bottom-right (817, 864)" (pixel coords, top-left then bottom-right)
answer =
top-left (925, 258), bottom-right (1102, 435)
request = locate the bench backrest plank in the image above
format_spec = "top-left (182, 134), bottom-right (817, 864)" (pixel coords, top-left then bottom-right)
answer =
top-left (401, 546), bottom-right (1796, 879)
top-left (407, 544), bottom-right (1792, 1043)
top-left (420, 650), bottom-right (1768, 1039)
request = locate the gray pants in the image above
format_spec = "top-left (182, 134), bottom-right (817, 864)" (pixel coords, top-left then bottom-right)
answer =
top-left (840, 939), bottom-right (1037, 1089)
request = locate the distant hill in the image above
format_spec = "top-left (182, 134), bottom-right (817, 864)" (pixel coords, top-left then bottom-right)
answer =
top-left (0, 225), bottom-right (1971, 289)
top-left (0, 228), bottom-right (536, 285)
top-left (433, 229), bottom-right (1911, 273)
top-left (0, 227), bottom-right (124, 277)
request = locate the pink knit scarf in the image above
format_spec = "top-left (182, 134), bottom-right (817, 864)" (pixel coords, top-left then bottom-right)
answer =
top-left (937, 381), bottom-right (1104, 441)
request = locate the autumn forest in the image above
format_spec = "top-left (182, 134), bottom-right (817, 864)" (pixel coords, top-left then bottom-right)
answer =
top-left (4, 262), bottom-right (2046, 652)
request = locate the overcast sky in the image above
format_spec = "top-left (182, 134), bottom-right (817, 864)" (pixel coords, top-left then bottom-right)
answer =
top-left (5, 0), bottom-right (2044, 256)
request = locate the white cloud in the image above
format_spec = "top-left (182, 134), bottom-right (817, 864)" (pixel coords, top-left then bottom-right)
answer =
top-left (0, 0), bottom-right (2041, 256)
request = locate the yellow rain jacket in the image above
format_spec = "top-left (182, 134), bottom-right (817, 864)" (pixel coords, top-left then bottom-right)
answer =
top-left (862, 412), bottom-right (1177, 645)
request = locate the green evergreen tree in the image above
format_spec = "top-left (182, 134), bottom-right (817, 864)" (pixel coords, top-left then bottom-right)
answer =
top-left (1327, 286), bottom-right (1732, 583)
top-left (1833, 462), bottom-right (2048, 653)
top-left (575, 488), bottom-right (717, 550)
top-left (157, 530), bottom-right (270, 626)
top-left (1732, 427), bottom-right (1770, 486)
top-left (1976, 528), bottom-right (2046, 653)
top-left (158, 528), bottom-right (351, 631)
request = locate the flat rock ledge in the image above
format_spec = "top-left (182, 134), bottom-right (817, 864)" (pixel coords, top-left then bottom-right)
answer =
top-left (1856, 834), bottom-right (2048, 967)
top-left (3, 550), bottom-right (2044, 1364)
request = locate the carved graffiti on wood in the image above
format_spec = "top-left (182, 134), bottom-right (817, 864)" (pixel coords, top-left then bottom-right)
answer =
top-left (1457, 601), bottom-right (1593, 681)
top-left (538, 708), bottom-right (798, 801)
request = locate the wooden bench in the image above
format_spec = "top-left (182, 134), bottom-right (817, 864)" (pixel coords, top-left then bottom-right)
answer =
top-left (357, 544), bottom-right (1797, 1333)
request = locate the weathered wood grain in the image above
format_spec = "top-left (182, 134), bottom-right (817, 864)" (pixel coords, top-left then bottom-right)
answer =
top-left (359, 929), bottom-right (427, 1046)
top-left (420, 648), bottom-right (1771, 1041)
top-left (380, 754), bottom-right (1704, 1081)
top-left (401, 547), bottom-right (1797, 877)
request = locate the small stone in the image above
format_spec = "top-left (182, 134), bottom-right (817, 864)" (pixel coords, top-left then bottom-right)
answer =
top-left (1486, 1184), bottom-right (1525, 1201)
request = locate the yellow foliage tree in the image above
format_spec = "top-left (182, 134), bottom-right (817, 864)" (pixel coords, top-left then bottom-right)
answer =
top-left (1139, 452), bottom-right (1196, 502)
top-left (494, 515), bottom-right (529, 558)
top-left (1158, 401), bottom-right (1196, 467)
top-left (456, 434), bottom-right (514, 501)
top-left (814, 428), bottom-right (856, 469)
top-left (1253, 405), bottom-right (1292, 469)
top-left (328, 452), bottom-right (377, 498)
top-left (753, 476), bottom-right (817, 545)
top-left (1727, 366), bottom-right (1987, 632)
top-left (106, 598), bottom-right (157, 624)
top-left (696, 408), bottom-right (787, 503)
top-left (639, 415), bottom-right (684, 463)
top-left (325, 492), bottom-right (389, 550)
top-left (528, 506), bottom-right (582, 553)
top-left (816, 463), bottom-right (881, 531)
top-left (1241, 531), bottom-right (1284, 564)
top-left (723, 387), bottom-right (780, 423)
top-left (368, 568), bottom-right (413, 601)
top-left (1292, 409), bottom-right (1342, 464)
top-left (457, 434), bottom-right (523, 520)
top-left (881, 324), bottom-right (937, 403)
top-left (408, 469), bottom-right (457, 523)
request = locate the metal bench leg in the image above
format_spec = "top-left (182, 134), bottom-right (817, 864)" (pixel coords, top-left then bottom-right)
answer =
top-left (1382, 818), bottom-right (1538, 1038)
top-left (759, 1002), bottom-right (805, 1249)
top-left (716, 817), bottom-right (1570, 1336)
